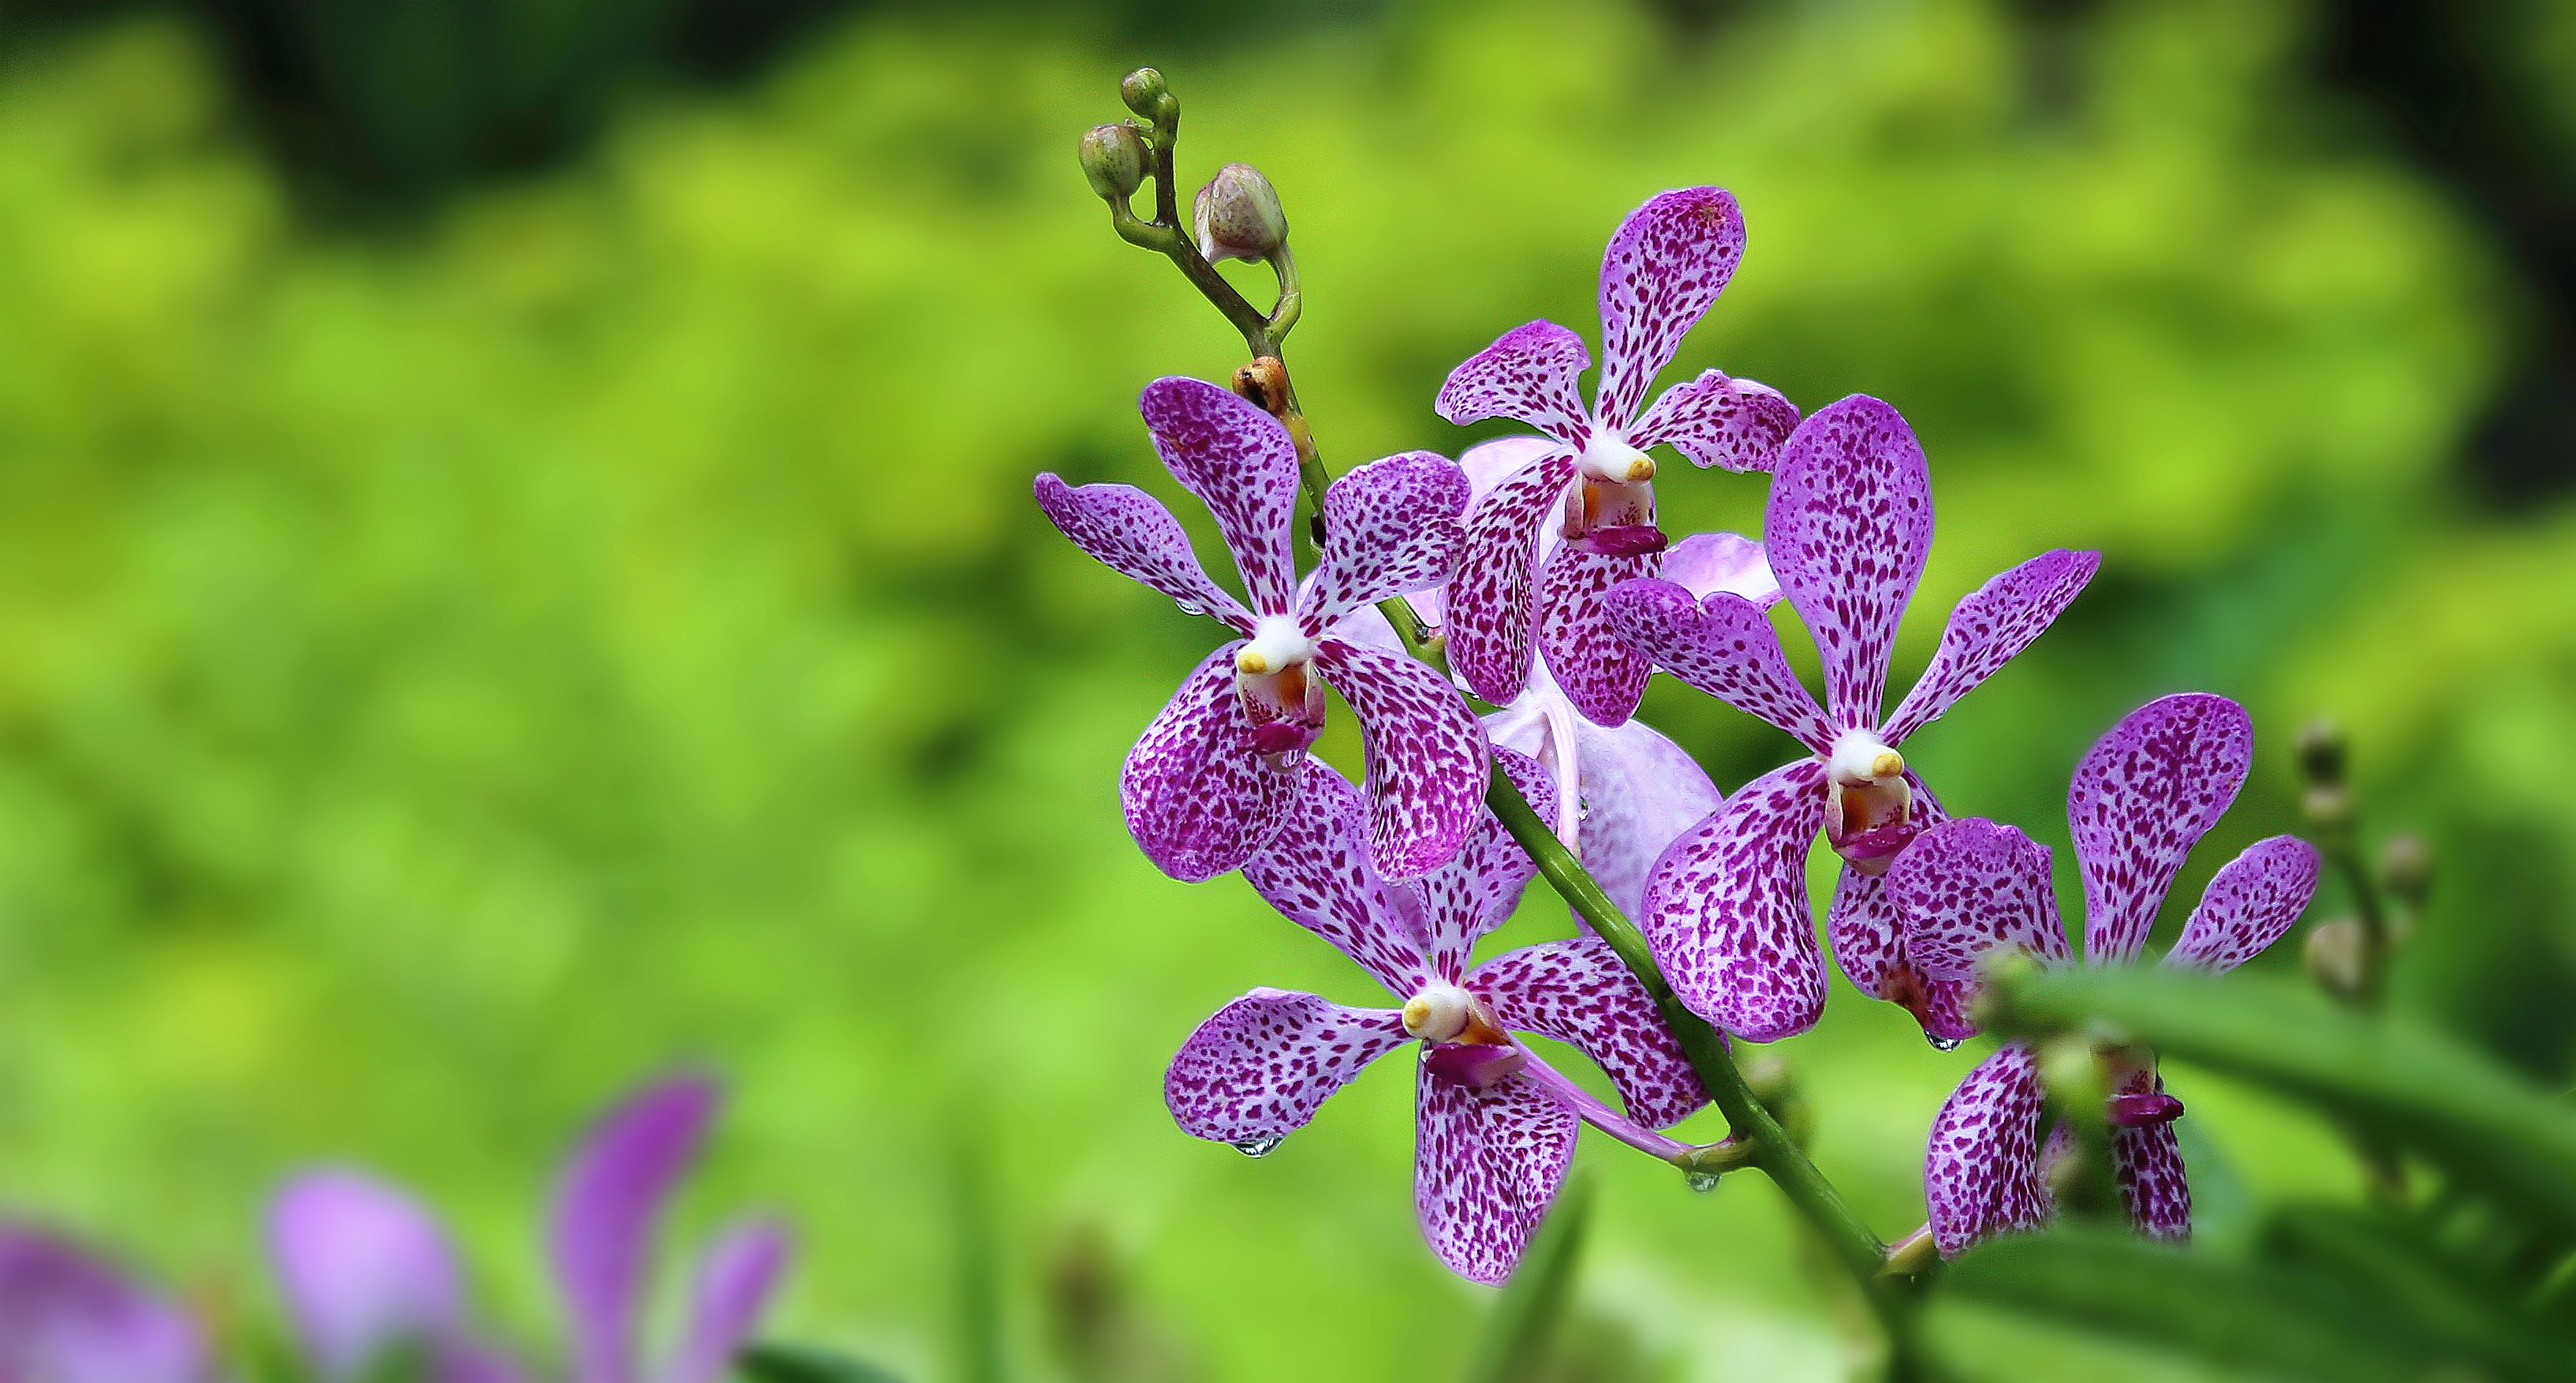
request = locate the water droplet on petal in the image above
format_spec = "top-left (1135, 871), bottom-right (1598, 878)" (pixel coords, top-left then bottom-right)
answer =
top-left (1174, 600), bottom-right (1206, 617)
top-left (1925, 1033), bottom-right (1966, 1052)
top-left (1685, 1172), bottom-right (1721, 1194)
top-left (1230, 1135), bottom-right (1286, 1158)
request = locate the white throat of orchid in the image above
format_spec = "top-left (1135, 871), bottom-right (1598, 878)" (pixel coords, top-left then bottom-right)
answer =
top-left (1575, 431), bottom-right (1656, 485)
top-left (1234, 615), bottom-right (1317, 677)
top-left (1400, 983), bottom-right (1476, 1041)
top-left (1822, 727), bottom-right (1915, 876)
top-left (1234, 615), bottom-right (1327, 769)
top-left (1562, 432), bottom-right (1665, 555)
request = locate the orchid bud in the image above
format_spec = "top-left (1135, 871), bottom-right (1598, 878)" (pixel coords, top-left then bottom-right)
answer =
top-left (2296, 717), bottom-right (2346, 786)
top-left (1193, 163), bottom-right (1288, 264)
top-left (1078, 123), bottom-right (1147, 201)
top-left (2302, 783), bottom-right (2354, 833)
top-left (2380, 832), bottom-right (2433, 909)
top-left (1118, 67), bottom-right (1172, 121)
top-left (2304, 917), bottom-right (2366, 999)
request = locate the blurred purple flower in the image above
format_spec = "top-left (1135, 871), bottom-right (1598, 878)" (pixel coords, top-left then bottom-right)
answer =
top-left (1605, 394), bottom-right (2098, 1044)
top-left (1435, 187), bottom-right (1799, 727)
top-left (1163, 754), bottom-right (1705, 1284)
top-left (0, 1225), bottom-right (222, 1383)
top-left (1884, 693), bottom-right (2322, 1254)
top-left (1036, 376), bottom-right (1487, 883)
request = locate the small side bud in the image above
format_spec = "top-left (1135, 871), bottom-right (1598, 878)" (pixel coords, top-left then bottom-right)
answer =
top-left (2302, 783), bottom-right (2354, 833)
top-left (2296, 717), bottom-right (2347, 786)
top-left (1077, 123), bottom-right (1147, 200)
top-left (1118, 68), bottom-right (1171, 120)
top-left (1231, 356), bottom-right (1290, 414)
top-left (2380, 832), bottom-right (2433, 909)
top-left (2304, 917), bottom-right (2366, 999)
top-left (1193, 163), bottom-right (1288, 264)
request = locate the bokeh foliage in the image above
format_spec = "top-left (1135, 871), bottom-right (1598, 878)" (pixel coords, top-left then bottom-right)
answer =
top-left (0, 0), bottom-right (2569, 1378)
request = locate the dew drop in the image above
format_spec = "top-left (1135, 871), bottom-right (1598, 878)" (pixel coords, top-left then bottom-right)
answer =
top-left (1174, 600), bottom-right (1207, 617)
top-left (1230, 1136), bottom-right (1286, 1158)
top-left (1685, 1172), bottom-right (1721, 1194)
top-left (1925, 1033), bottom-right (1966, 1052)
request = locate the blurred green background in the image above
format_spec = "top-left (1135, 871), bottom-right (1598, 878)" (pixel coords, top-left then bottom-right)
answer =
top-left (0, 0), bottom-right (2570, 1377)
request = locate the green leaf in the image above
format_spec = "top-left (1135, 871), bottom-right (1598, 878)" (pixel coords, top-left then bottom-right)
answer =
top-left (737, 1341), bottom-right (906, 1383)
top-left (2258, 1205), bottom-right (2576, 1381)
top-left (1460, 1171), bottom-right (1593, 1383)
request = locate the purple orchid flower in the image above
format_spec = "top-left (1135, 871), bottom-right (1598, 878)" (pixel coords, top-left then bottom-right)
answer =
top-left (1434, 187), bottom-right (1801, 728)
top-left (0, 1225), bottom-right (222, 1383)
top-left (1164, 754), bottom-right (1707, 1284)
top-left (1036, 376), bottom-right (1488, 883)
top-left (1603, 395), bottom-right (2100, 1044)
top-left (1884, 693), bottom-right (2321, 1254)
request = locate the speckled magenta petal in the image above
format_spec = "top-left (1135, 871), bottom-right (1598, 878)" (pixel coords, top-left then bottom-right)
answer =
top-left (1318, 637), bottom-right (1491, 881)
top-left (1414, 1072), bottom-right (1580, 1286)
top-left (0, 1224), bottom-right (219, 1383)
top-left (1883, 549), bottom-right (2100, 743)
top-left (1241, 763), bottom-right (1437, 992)
top-left (1602, 580), bottom-right (1833, 752)
top-left (663, 1220), bottom-right (790, 1383)
top-left (1888, 818), bottom-right (2072, 983)
top-left (1138, 376), bottom-right (1303, 615)
top-left (1630, 370), bottom-right (1798, 472)
top-left (1641, 759), bottom-right (1831, 1041)
top-left (1300, 451), bottom-right (1472, 630)
top-left (1536, 542), bottom-right (1659, 727)
top-left (1473, 936), bottom-right (1706, 1129)
top-left (1447, 452), bottom-right (1579, 706)
top-left (1593, 188), bottom-right (1745, 428)
top-left (2070, 693), bottom-right (2254, 963)
top-left (1460, 436), bottom-right (1565, 509)
top-left (551, 1077), bottom-right (716, 1383)
top-left (1565, 714), bottom-right (1723, 921)
top-left (1119, 645), bottom-right (1298, 883)
top-left (1766, 396), bottom-right (1932, 731)
top-left (1032, 475), bottom-right (1250, 630)
top-left (1435, 320), bottom-right (1592, 447)
top-left (1927, 1045), bottom-right (2054, 1258)
top-left (1412, 749), bottom-right (1554, 978)
top-left (1662, 532), bottom-right (1779, 607)
top-left (2166, 835), bottom-right (2322, 974)
top-left (1167, 989), bottom-right (1412, 1144)
top-left (2113, 1087), bottom-right (2191, 1242)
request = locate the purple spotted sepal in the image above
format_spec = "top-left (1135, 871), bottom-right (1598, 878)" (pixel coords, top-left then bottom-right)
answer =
top-left (1037, 376), bottom-right (1487, 882)
top-left (1606, 394), bottom-right (2100, 1042)
top-left (1886, 693), bottom-right (2322, 1255)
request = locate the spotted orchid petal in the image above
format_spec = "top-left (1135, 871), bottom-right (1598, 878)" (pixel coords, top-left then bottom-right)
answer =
top-left (1414, 1075), bottom-right (1580, 1286)
top-left (1767, 396), bottom-right (1932, 732)
top-left (2166, 835), bottom-right (2322, 974)
top-left (1031, 476), bottom-right (1251, 630)
top-left (1536, 542), bottom-right (1660, 727)
top-left (1446, 452), bottom-right (1580, 705)
top-left (1139, 376), bottom-right (1302, 615)
top-left (1593, 188), bottom-right (1747, 428)
top-left (1298, 451), bottom-right (1472, 632)
top-left (551, 1077), bottom-right (717, 1383)
top-left (1240, 762), bottom-right (1437, 994)
top-left (1661, 531), bottom-right (1779, 607)
top-left (1824, 775), bottom-right (1978, 1043)
top-left (2113, 1086), bottom-right (2192, 1243)
top-left (1602, 580), bottom-right (1834, 752)
top-left (1435, 320), bottom-right (1592, 447)
top-left (1927, 1045), bottom-right (2054, 1258)
top-left (1120, 645), bottom-right (1300, 883)
top-left (1641, 759), bottom-right (1831, 1041)
top-left (269, 1172), bottom-right (485, 1382)
top-left (1561, 715), bottom-right (1724, 921)
top-left (1883, 549), bottom-right (2100, 743)
top-left (1473, 936), bottom-right (1706, 1129)
top-left (1630, 369), bottom-right (1798, 472)
top-left (1412, 749), bottom-right (1554, 978)
top-left (1167, 989), bottom-right (1411, 1145)
top-left (663, 1221), bottom-right (790, 1383)
top-left (2070, 693), bottom-right (2254, 963)
top-left (0, 1224), bottom-right (218, 1383)
top-left (1316, 637), bottom-right (1491, 880)
top-left (1888, 818), bottom-right (2074, 984)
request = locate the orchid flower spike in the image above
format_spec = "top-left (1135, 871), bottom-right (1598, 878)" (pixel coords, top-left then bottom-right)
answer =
top-left (1605, 394), bottom-right (2099, 1044)
top-left (1884, 693), bottom-right (2322, 1254)
top-left (1164, 753), bottom-right (1707, 1284)
top-left (1435, 187), bottom-right (1801, 728)
top-left (1036, 376), bottom-right (1488, 882)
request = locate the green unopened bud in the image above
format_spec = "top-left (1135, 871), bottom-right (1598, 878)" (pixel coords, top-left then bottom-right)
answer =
top-left (2302, 783), bottom-right (2354, 833)
top-left (1118, 68), bottom-right (1171, 120)
top-left (1193, 163), bottom-right (1288, 264)
top-left (2296, 717), bottom-right (2347, 786)
top-left (2304, 917), bottom-right (2366, 999)
top-left (1078, 123), bottom-right (1147, 200)
top-left (2380, 832), bottom-right (2433, 908)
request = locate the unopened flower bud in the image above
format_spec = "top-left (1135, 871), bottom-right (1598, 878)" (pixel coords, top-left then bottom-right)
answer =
top-left (2304, 917), bottom-right (2366, 999)
top-left (1118, 68), bottom-right (1171, 120)
top-left (2302, 783), bottom-right (2354, 832)
top-left (1077, 123), bottom-right (1147, 201)
top-left (2296, 717), bottom-right (2346, 786)
top-left (1193, 163), bottom-right (1288, 264)
top-left (2380, 832), bottom-right (2433, 908)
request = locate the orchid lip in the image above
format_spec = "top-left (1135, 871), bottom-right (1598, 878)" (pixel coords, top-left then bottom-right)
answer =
top-left (2107, 1091), bottom-right (2186, 1127)
top-left (1570, 524), bottom-right (1669, 557)
top-left (1421, 1041), bottom-right (1527, 1090)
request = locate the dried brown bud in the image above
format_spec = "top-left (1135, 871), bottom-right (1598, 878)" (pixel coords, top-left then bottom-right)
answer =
top-left (1231, 357), bottom-right (1290, 414)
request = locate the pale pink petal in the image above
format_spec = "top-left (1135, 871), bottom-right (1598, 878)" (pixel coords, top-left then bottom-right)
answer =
top-left (1031, 475), bottom-right (1251, 630)
top-left (1412, 749), bottom-right (1555, 978)
top-left (552, 1078), bottom-right (715, 1383)
top-left (1139, 376), bottom-right (1302, 615)
top-left (1630, 370), bottom-right (1798, 472)
top-left (1167, 990), bottom-right (1412, 1146)
top-left (2166, 835), bottom-right (2322, 974)
top-left (1119, 645), bottom-right (1299, 883)
top-left (1473, 936), bottom-right (1706, 1129)
top-left (1601, 579), bottom-right (1833, 751)
top-left (1459, 436), bottom-right (1565, 509)
top-left (1414, 1073), bottom-right (1580, 1285)
top-left (1435, 320), bottom-right (1592, 447)
top-left (1593, 188), bottom-right (1746, 428)
top-left (1565, 714), bottom-right (1724, 921)
top-left (2113, 1082), bottom-right (2192, 1243)
top-left (1299, 451), bottom-right (1472, 630)
top-left (1661, 531), bottom-right (1779, 607)
top-left (1641, 760), bottom-right (1831, 1041)
top-left (663, 1220), bottom-right (790, 1383)
top-left (1536, 542), bottom-right (1659, 727)
top-left (1766, 396), bottom-right (1932, 731)
top-left (1883, 550), bottom-right (2100, 743)
top-left (1241, 761), bottom-right (1439, 993)
top-left (2070, 693), bottom-right (2254, 963)
top-left (268, 1172), bottom-right (470, 1379)
top-left (1887, 818), bottom-right (2073, 983)
top-left (1317, 638), bottom-right (1491, 880)
top-left (1446, 452), bottom-right (1579, 706)
top-left (1927, 1045), bottom-right (2054, 1258)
